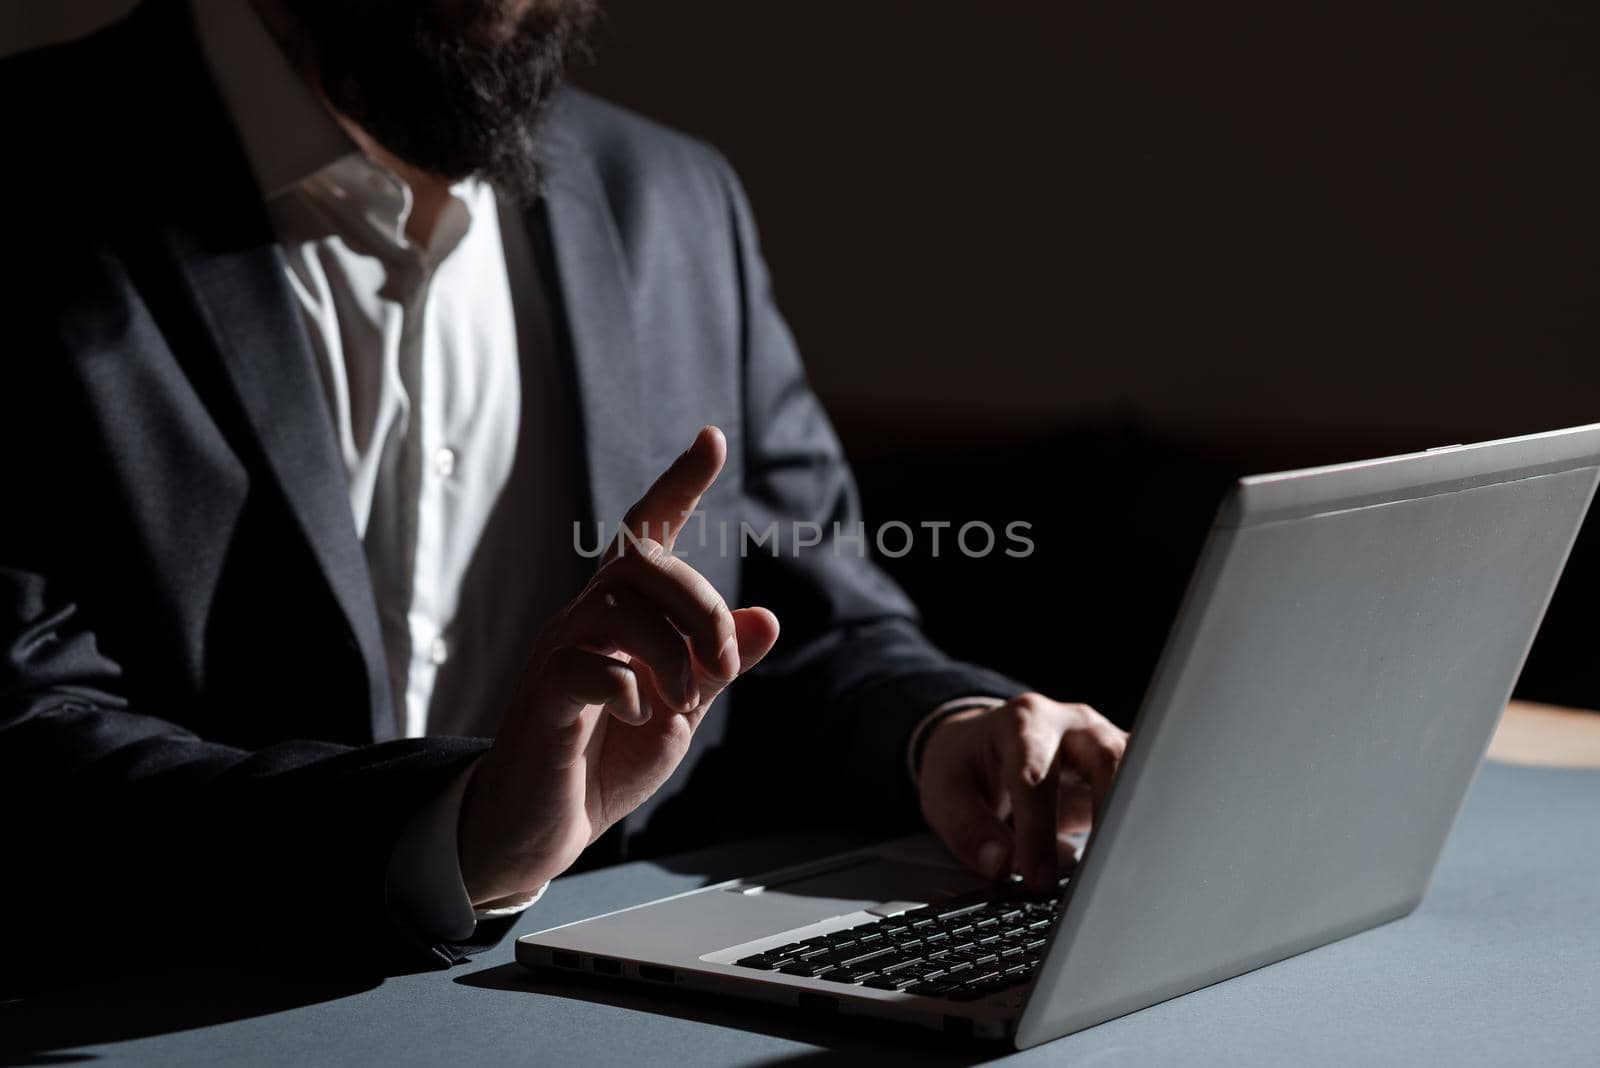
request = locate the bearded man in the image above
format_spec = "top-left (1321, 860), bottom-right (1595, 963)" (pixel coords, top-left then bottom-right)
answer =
top-left (0, 0), bottom-right (1125, 986)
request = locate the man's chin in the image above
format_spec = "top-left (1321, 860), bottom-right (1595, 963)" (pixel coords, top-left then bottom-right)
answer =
top-left (279, 0), bottom-right (594, 202)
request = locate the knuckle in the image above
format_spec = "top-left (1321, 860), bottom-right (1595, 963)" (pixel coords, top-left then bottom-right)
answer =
top-left (1013, 692), bottom-right (1049, 715)
top-left (654, 551), bottom-right (697, 589)
top-left (1065, 725), bottom-right (1101, 753)
top-left (658, 552), bottom-right (709, 594)
top-left (1009, 737), bottom-right (1051, 785)
top-left (1007, 703), bottom-right (1057, 749)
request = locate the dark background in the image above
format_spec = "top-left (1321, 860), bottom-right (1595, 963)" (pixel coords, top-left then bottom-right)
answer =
top-left (572, 0), bottom-right (1599, 720)
top-left (4, 1), bottom-right (1596, 719)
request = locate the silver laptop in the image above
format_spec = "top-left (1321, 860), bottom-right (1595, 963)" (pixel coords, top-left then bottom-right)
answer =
top-left (518, 423), bottom-right (1600, 1048)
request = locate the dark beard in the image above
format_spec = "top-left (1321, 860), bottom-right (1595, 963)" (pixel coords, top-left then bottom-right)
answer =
top-left (277, 0), bottom-right (599, 203)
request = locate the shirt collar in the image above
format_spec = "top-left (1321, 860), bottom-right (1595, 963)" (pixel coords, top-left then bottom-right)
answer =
top-left (191, 0), bottom-right (487, 264)
top-left (190, 0), bottom-right (355, 200)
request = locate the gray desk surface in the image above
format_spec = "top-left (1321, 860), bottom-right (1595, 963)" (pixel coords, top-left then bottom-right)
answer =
top-left (5, 761), bottom-right (1598, 1067)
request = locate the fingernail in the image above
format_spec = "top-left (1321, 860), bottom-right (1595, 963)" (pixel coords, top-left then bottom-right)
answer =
top-left (718, 635), bottom-right (740, 678)
top-left (977, 840), bottom-right (1007, 880)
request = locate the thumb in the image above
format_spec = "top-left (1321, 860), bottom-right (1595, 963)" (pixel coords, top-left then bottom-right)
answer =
top-left (731, 606), bottom-right (780, 672)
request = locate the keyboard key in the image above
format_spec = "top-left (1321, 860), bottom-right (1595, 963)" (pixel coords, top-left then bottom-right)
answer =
top-left (827, 945), bottom-right (897, 968)
top-left (822, 967), bottom-right (878, 984)
top-left (934, 902), bottom-right (987, 920)
top-left (780, 961), bottom-right (836, 978)
top-left (884, 957), bottom-right (943, 976)
top-left (949, 977), bottom-right (1013, 1002)
top-left (735, 953), bottom-right (778, 969)
top-left (864, 973), bottom-right (922, 990)
top-left (907, 980), bottom-right (961, 997)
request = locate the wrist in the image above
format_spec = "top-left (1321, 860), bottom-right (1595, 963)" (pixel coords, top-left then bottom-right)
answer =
top-left (909, 697), bottom-right (1007, 779)
top-left (457, 757), bottom-right (584, 906)
top-left (919, 705), bottom-right (989, 774)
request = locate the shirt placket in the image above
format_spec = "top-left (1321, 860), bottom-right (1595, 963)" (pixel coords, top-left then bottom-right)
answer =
top-left (401, 200), bottom-right (473, 739)
top-left (401, 240), bottom-right (460, 739)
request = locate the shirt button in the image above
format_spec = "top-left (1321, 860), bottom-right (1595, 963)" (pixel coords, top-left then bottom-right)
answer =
top-left (429, 637), bottom-right (450, 666)
top-left (433, 447), bottom-right (456, 478)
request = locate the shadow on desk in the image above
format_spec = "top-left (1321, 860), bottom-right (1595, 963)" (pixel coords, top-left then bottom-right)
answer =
top-left (455, 961), bottom-right (1000, 1067)
top-left (0, 967), bottom-right (380, 1067)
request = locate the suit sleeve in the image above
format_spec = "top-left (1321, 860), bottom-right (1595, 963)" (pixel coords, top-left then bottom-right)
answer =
top-left (716, 158), bottom-right (1029, 829)
top-left (0, 561), bottom-right (495, 992)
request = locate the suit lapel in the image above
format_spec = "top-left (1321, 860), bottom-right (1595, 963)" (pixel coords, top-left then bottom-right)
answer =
top-left (129, 0), bottom-right (395, 742)
top-left (160, 218), bottom-right (397, 743)
top-left (529, 108), bottom-right (652, 548)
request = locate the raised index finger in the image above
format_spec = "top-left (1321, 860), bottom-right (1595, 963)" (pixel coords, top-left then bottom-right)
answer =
top-left (610, 426), bottom-right (726, 560)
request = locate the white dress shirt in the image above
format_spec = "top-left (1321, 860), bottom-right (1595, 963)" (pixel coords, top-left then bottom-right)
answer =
top-left (272, 157), bottom-right (521, 742)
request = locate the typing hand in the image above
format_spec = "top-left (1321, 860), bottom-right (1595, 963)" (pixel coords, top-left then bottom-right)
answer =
top-left (918, 695), bottom-right (1128, 893)
top-left (458, 427), bottom-right (781, 905)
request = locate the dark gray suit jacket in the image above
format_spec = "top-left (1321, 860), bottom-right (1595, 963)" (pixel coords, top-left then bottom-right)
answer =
top-left (0, 1), bottom-right (1023, 984)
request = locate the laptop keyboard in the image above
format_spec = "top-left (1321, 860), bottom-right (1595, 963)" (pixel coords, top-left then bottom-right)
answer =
top-left (732, 893), bottom-right (1060, 1002)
